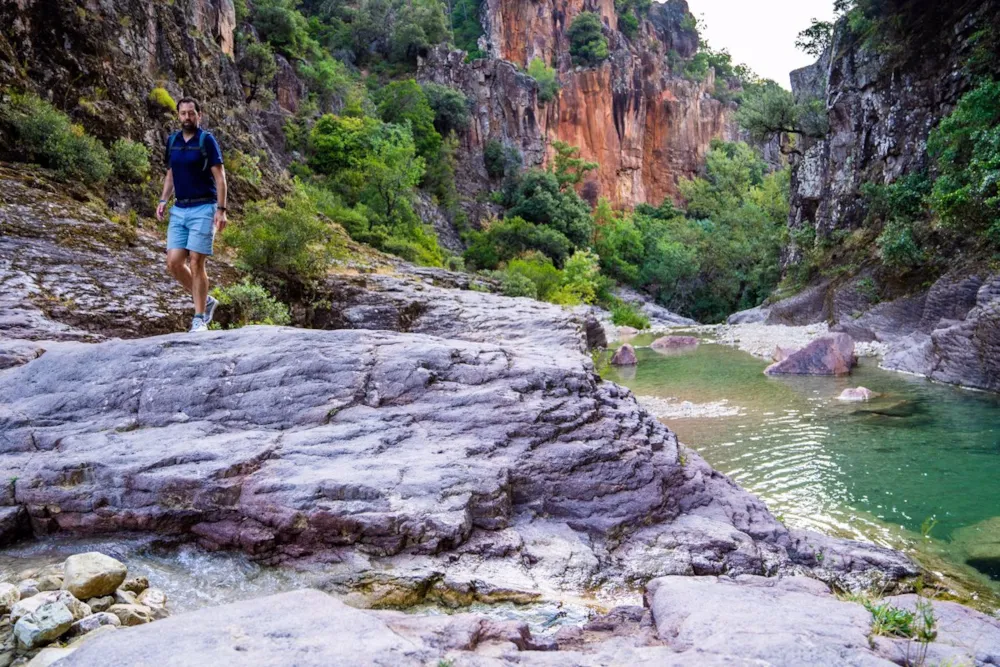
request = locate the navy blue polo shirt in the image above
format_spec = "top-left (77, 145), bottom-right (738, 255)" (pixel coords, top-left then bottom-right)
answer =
top-left (166, 128), bottom-right (223, 208)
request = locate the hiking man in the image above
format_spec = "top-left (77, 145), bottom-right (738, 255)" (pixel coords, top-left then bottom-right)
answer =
top-left (156, 97), bottom-right (228, 333)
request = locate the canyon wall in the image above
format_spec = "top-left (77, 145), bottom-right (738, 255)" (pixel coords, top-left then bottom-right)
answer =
top-left (420, 0), bottom-right (737, 212)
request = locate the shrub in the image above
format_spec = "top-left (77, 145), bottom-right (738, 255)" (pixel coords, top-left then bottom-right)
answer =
top-left (211, 279), bottom-right (291, 327)
top-left (527, 58), bottom-right (559, 103)
top-left (228, 150), bottom-right (264, 188)
top-left (238, 40), bottom-right (278, 104)
top-left (558, 249), bottom-right (601, 304)
top-left (148, 87), bottom-right (177, 114)
top-left (618, 10), bottom-right (639, 38)
top-left (0, 92), bottom-right (112, 184)
top-left (109, 139), bottom-right (151, 183)
top-left (506, 251), bottom-right (563, 300)
top-left (498, 270), bottom-right (537, 298)
top-left (876, 220), bottom-right (924, 268)
top-left (464, 217), bottom-right (574, 269)
top-left (484, 139), bottom-right (507, 179)
top-left (375, 79), bottom-right (441, 159)
top-left (222, 184), bottom-right (334, 281)
top-left (568, 12), bottom-right (609, 66)
top-left (452, 0), bottom-right (485, 59)
top-left (507, 169), bottom-right (594, 248)
top-left (422, 82), bottom-right (470, 135)
top-left (610, 299), bottom-right (649, 329)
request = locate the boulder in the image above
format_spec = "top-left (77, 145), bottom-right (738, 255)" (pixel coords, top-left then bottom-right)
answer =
top-left (0, 583), bottom-right (19, 615)
top-left (106, 604), bottom-right (153, 627)
top-left (11, 591), bottom-right (89, 625)
top-left (837, 387), bottom-right (878, 402)
top-left (18, 580), bottom-right (40, 599)
top-left (611, 344), bottom-right (638, 366)
top-left (35, 575), bottom-right (62, 592)
top-left (136, 589), bottom-right (168, 620)
top-left (650, 336), bottom-right (699, 351)
top-left (764, 334), bottom-right (856, 376)
top-left (772, 345), bottom-right (797, 362)
top-left (13, 601), bottom-right (74, 649)
top-left (68, 612), bottom-right (121, 637)
top-left (62, 553), bottom-right (127, 600)
top-left (85, 596), bottom-right (113, 613)
top-left (0, 506), bottom-right (29, 546)
top-left (112, 590), bottom-right (137, 605)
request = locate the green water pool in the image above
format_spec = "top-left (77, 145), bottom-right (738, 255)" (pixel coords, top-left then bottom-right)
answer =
top-left (602, 336), bottom-right (1000, 601)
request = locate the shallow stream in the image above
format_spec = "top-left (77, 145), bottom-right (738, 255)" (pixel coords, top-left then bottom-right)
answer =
top-left (603, 334), bottom-right (1000, 605)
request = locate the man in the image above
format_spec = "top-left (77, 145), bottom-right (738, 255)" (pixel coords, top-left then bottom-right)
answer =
top-left (156, 97), bottom-right (228, 333)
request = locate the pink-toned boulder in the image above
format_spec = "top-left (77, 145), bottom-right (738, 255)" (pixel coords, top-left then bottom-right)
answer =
top-left (610, 344), bottom-right (638, 366)
top-left (773, 345), bottom-right (797, 362)
top-left (838, 387), bottom-right (878, 402)
top-left (764, 334), bottom-right (856, 376)
top-left (651, 336), bottom-right (699, 351)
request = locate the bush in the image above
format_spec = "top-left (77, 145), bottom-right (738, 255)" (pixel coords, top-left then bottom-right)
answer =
top-left (506, 251), bottom-right (563, 300)
top-left (557, 249), bottom-right (601, 304)
top-left (148, 87), bottom-right (177, 114)
top-left (876, 220), bottom-right (924, 268)
top-left (211, 279), bottom-right (292, 327)
top-left (238, 40), bottom-right (278, 104)
top-left (0, 92), bottom-right (112, 184)
top-left (498, 270), bottom-right (537, 298)
top-left (375, 79), bottom-right (441, 159)
top-left (464, 217), bottom-right (574, 269)
top-left (422, 82), bottom-right (470, 135)
top-left (507, 169), bottom-right (593, 248)
top-left (610, 300), bottom-right (650, 329)
top-left (484, 139), bottom-right (507, 179)
top-left (222, 184), bottom-right (335, 281)
top-left (618, 11), bottom-right (639, 38)
top-left (568, 12), bottom-right (609, 66)
top-left (527, 58), bottom-right (559, 103)
top-left (452, 0), bottom-right (485, 59)
top-left (109, 139), bottom-right (151, 183)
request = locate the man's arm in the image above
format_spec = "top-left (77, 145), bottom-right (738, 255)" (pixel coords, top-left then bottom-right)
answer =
top-left (156, 169), bottom-right (174, 221)
top-left (211, 164), bottom-right (228, 233)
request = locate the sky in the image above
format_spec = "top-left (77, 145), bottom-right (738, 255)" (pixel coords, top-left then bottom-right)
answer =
top-left (686, 0), bottom-right (838, 88)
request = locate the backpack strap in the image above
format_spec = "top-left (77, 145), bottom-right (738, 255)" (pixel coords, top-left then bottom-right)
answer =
top-left (165, 131), bottom-right (180, 166)
top-left (198, 130), bottom-right (211, 171)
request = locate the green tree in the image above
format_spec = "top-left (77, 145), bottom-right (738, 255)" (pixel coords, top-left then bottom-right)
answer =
top-left (507, 169), bottom-right (594, 248)
top-left (736, 80), bottom-right (829, 146)
top-left (452, 0), bottom-right (486, 59)
top-left (527, 58), bottom-right (560, 103)
top-left (796, 19), bottom-right (834, 57)
top-left (376, 79), bottom-right (441, 159)
top-left (238, 40), bottom-right (279, 104)
top-left (389, 0), bottom-right (450, 64)
top-left (567, 12), bottom-right (609, 66)
top-left (464, 217), bottom-right (574, 268)
top-left (551, 140), bottom-right (597, 189)
top-left (422, 82), bottom-right (470, 135)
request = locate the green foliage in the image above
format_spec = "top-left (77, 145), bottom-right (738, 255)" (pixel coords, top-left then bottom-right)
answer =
top-left (148, 87), bottom-right (177, 114)
top-left (222, 184), bottom-right (337, 281)
top-left (391, 0), bottom-right (449, 64)
top-left (551, 140), bottom-right (598, 189)
top-left (553, 249), bottom-right (602, 305)
top-left (451, 0), bottom-right (485, 60)
top-left (238, 40), bottom-right (278, 104)
top-left (737, 80), bottom-right (829, 143)
top-left (610, 299), bottom-right (649, 328)
top-left (505, 251), bottom-right (563, 300)
top-left (567, 12), bottom-right (609, 66)
top-left (109, 139), bottom-right (151, 183)
top-left (497, 270), bottom-right (537, 298)
top-left (876, 220), bottom-right (924, 268)
top-left (796, 19), bottom-right (833, 57)
top-left (422, 83), bottom-right (470, 135)
top-left (617, 11), bottom-right (638, 38)
top-left (376, 79), bottom-right (441, 160)
top-left (0, 92), bottom-right (112, 184)
top-left (507, 169), bottom-right (594, 248)
top-left (298, 57), bottom-right (356, 112)
top-left (228, 150), bottom-right (264, 188)
top-left (251, 0), bottom-right (314, 59)
top-left (211, 279), bottom-right (292, 327)
top-left (464, 217), bottom-right (574, 269)
top-left (864, 600), bottom-right (914, 638)
top-left (484, 140), bottom-right (507, 179)
top-left (527, 58), bottom-right (560, 103)
top-left (927, 79), bottom-right (1000, 247)
top-left (861, 173), bottom-right (931, 269)
top-left (594, 199), bottom-right (643, 283)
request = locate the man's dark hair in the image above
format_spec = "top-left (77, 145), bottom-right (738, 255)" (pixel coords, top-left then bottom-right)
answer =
top-left (177, 97), bottom-right (201, 113)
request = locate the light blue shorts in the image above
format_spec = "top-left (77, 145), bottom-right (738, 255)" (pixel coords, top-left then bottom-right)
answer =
top-left (167, 203), bottom-right (216, 256)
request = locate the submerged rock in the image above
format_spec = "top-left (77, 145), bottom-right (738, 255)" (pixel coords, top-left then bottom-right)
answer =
top-left (62, 553), bottom-right (127, 600)
top-left (838, 387), bottom-right (878, 402)
top-left (764, 334), bottom-right (856, 376)
top-left (650, 335), bottom-right (699, 351)
top-left (611, 344), bottom-right (638, 366)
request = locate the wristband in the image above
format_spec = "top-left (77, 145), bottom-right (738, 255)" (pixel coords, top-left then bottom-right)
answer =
top-left (159, 199), bottom-right (167, 204)
top-left (218, 206), bottom-right (227, 212)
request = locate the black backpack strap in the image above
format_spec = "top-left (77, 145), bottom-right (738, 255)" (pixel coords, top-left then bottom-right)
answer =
top-left (198, 130), bottom-right (211, 171)
top-left (165, 131), bottom-right (180, 165)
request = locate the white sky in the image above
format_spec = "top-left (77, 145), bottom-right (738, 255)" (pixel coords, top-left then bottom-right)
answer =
top-left (686, 0), bottom-right (838, 88)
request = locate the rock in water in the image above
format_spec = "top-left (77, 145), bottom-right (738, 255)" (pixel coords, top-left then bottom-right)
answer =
top-left (62, 553), bottom-right (127, 600)
top-left (13, 601), bottom-right (74, 649)
top-left (118, 577), bottom-right (148, 595)
top-left (650, 336), bottom-right (699, 350)
top-left (764, 334), bottom-right (856, 376)
top-left (611, 344), bottom-right (638, 366)
top-left (838, 387), bottom-right (878, 402)
top-left (106, 604), bottom-right (153, 627)
top-left (0, 583), bottom-right (19, 614)
top-left (772, 345), bottom-right (797, 362)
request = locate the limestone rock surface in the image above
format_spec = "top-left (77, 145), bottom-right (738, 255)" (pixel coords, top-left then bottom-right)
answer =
top-left (764, 333), bottom-right (856, 376)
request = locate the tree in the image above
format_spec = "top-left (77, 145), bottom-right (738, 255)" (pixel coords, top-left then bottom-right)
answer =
top-left (422, 82), bottom-right (470, 135)
top-left (796, 19), bottom-right (834, 57)
top-left (389, 0), bottom-right (450, 64)
top-left (527, 58), bottom-right (559, 103)
top-left (551, 140), bottom-right (597, 189)
top-left (358, 125), bottom-right (426, 229)
top-left (507, 169), bottom-right (594, 248)
top-left (567, 12), bottom-right (609, 66)
top-left (736, 80), bottom-right (829, 148)
top-left (238, 41), bottom-right (278, 104)
top-left (376, 79), bottom-right (441, 159)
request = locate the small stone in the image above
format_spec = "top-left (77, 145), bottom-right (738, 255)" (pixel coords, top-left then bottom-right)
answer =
top-left (13, 602), bottom-right (74, 649)
top-left (0, 584), bottom-right (19, 615)
top-left (136, 589), bottom-right (168, 620)
top-left (85, 596), bottom-right (113, 613)
top-left (106, 604), bottom-right (153, 627)
top-left (118, 577), bottom-right (148, 595)
top-left (113, 590), bottom-right (136, 605)
top-left (61, 553), bottom-right (127, 600)
top-left (17, 580), bottom-right (39, 599)
top-left (34, 576), bottom-right (62, 593)
top-left (610, 344), bottom-right (638, 366)
top-left (838, 387), bottom-right (878, 402)
top-left (24, 647), bottom-right (76, 667)
top-left (68, 612), bottom-right (120, 637)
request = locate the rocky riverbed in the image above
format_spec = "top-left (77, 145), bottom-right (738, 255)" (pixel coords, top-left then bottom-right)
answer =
top-left (2, 166), bottom-right (1000, 664)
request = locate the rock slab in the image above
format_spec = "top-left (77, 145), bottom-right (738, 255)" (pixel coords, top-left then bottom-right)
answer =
top-left (765, 333), bottom-right (856, 376)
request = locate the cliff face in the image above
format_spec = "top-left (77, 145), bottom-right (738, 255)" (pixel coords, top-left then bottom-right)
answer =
top-left (420, 0), bottom-right (736, 211)
top-left (0, 0), bottom-right (284, 187)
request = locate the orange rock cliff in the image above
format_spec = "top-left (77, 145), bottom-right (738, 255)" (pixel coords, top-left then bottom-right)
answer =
top-left (419, 0), bottom-right (738, 213)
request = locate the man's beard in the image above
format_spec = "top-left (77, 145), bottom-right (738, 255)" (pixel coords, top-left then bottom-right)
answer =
top-left (181, 121), bottom-right (196, 130)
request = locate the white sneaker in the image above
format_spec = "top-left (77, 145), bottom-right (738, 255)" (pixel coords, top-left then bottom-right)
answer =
top-left (189, 316), bottom-right (208, 333)
top-left (204, 295), bottom-right (218, 325)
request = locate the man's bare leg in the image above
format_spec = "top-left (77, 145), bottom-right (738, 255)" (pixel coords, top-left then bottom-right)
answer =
top-left (166, 248), bottom-right (193, 296)
top-left (189, 251), bottom-right (209, 314)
